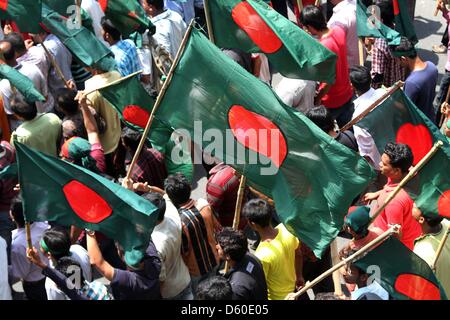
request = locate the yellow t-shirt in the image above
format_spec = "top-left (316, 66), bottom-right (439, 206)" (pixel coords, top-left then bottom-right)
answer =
top-left (255, 223), bottom-right (300, 300)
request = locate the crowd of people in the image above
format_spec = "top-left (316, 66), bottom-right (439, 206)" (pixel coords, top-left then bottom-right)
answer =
top-left (0, 0), bottom-right (449, 301)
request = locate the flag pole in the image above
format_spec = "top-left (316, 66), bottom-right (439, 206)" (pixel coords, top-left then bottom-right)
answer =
top-left (358, 38), bottom-right (365, 66)
top-left (203, 0), bottom-right (215, 43)
top-left (315, 0), bottom-right (321, 6)
top-left (125, 20), bottom-right (195, 181)
top-left (430, 223), bottom-right (450, 271)
top-left (339, 81), bottom-right (404, 132)
top-left (41, 42), bottom-right (71, 89)
top-left (330, 239), bottom-right (343, 296)
top-left (75, 0), bottom-right (82, 29)
top-left (368, 141), bottom-right (444, 225)
top-left (83, 70), bottom-right (144, 96)
top-left (25, 222), bottom-right (32, 250)
top-left (297, 0), bottom-right (303, 12)
top-left (224, 175), bottom-right (247, 273)
top-left (286, 224), bottom-right (400, 300)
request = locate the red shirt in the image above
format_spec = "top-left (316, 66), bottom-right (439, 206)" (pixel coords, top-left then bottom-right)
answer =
top-left (319, 26), bottom-right (353, 108)
top-left (372, 179), bottom-right (421, 250)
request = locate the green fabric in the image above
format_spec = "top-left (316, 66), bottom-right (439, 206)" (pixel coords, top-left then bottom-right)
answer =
top-left (42, 0), bottom-right (73, 16)
top-left (149, 28), bottom-right (375, 257)
top-left (357, 89), bottom-right (450, 219)
top-left (102, 0), bottom-right (155, 38)
top-left (356, 0), bottom-right (401, 45)
top-left (0, 0), bottom-right (42, 33)
top-left (65, 137), bottom-right (98, 173)
top-left (15, 142), bottom-right (158, 266)
top-left (393, 0), bottom-right (418, 45)
top-left (345, 206), bottom-right (370, 234)
top-left (354, 237), bottom-right (447, 300)
top-left (164, 136), bottom-right (194, 184)
top-left (41, 5), bottom-right (117, 72)
top-left (208, 0), bottom-right (337, 83)
top-left (0, 64), bottom-right (45, 103)
top-left (0, 163), bottom-right (17, 179)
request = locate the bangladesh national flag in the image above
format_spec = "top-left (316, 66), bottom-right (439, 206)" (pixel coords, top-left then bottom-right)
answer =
top-left (149, 27), bottom-right (375, 257)
top-left (42, 0), bottom-right (73, 17)
top-left (15, 142), bottom-right (159, 265)
top-left (0, 63), bottom-right (45, 103)
top-left (97, 0), bottom-right (154, 38)
top-left (0, 0), bottom-right (42, 33)
top-left (208, 0), bottom-right (337, 83)
top-left (356, 0), bottom-right (401, 45)
top-left (393, 0), bottom-right (418, 45)
top-left (357, 89), bottom-right (450, 219)
top-left (354, 237), bottom-right (447, 300)
top-left (41, 5), bottom-right (117, 72)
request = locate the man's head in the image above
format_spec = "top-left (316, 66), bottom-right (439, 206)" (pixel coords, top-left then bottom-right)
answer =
top-left (299, 5), bottom-right (327, 35)
top-left (56, 88), bottom-right (79, 116)
top-left (340, 249), bottom-right (369, 287)
top-left (62, 119), bottom-right (85, 141)
top-left (121, 127), bottom-right (142, 152)
top-left (390, 37), bottom-right (418, 68)
top-left (379, 143), bottom-right (413, 179)
top-left (0, 40), bottom-right (16, 66)
top-left (11, 97), bottom-right (37, 121)
top-left (196, 276), bottom-right (233, 300)
top-left (141, 192), bottom-right (166, 223)
top-left (215, 227), bottom-right (248, 263)
top-left (305, 106), bottom-right (335, 135)
top-left (101, 17), bottom-right (122, 44)
top-left (4, 32), bottom-right (27, 58)
top-left (41, 227), bottom-right (72, 261)
top-left (350, 66), bottom-right (372, 96)
top-left (243, 199), bottom-right (273, 231)
top-left (142, 0), bottom-right (165, 17)
top-left (412, 204), bottom-right (444, 230)
top-left (9, 196), bottom-right (25, 229)
top-left (164, 173), bottom-right (191, 208)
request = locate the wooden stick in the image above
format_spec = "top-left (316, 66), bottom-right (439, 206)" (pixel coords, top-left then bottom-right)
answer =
top-left (340, 81), bottom-right (404, 132)
top-left (315, 0), bottom-right (321, 6)
top-left (84, 70), bottom-right (143, 96)
top-left (287, 225), bottom-right (400, 299)
top-left (330, 239), bottom-right (342, 296)
top-left (297, 0), bottom-right (303, 12)
top-left (203, 0), bottom-right (215, 44)
top-left (125, 20), bottom-right (195, 180)
top-left (368, 141), bottom-right (444, 225)
top-left (75, 0), bottom-right (82, 29)
top-left (358, 38), bottom-right (365, 66)
top-left (430, 223), bottom-right (450, 271)
top-left (25, 222), bottom-right (32, 250)
top-left (41, 42), bottom-right (70, 89)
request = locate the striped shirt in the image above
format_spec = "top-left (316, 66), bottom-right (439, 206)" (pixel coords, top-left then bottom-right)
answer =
top-left (371, 38), bottom-right (406, 88)
top-left (110, 40), bottom-right (142, 77)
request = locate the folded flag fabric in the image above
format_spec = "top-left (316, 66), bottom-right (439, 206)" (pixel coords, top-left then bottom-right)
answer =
top-left (0, 63), bottom-right (45, 103)
top-left (0, 0), bottom-right (43, 33)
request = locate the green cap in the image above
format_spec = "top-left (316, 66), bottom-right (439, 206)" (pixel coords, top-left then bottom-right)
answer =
top-left (345, 206), bottom-right (371, 234)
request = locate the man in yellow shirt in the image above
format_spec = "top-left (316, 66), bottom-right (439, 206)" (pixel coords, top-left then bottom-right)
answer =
top-left (243, 199), bottom-right (304, 300)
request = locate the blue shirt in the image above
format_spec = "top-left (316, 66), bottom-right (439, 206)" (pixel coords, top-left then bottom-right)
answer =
top-left (164, 0), bottom-right (195, 24)
top-left (110, 40), bottom-right (142, 76)
top-left (404, 61), bottom-right (438, 122)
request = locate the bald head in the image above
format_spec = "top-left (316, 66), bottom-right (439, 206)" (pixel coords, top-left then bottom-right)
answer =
top-left (0, 40), bottom-right (16, 66)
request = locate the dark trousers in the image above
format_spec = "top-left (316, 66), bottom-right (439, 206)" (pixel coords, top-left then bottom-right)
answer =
top-left (22, 278), bottom-right (48, 300)
top-left (328, 98), bottom-right (355, 129)
top-left (442, 25), bottom-right (449, 47)
top-left (435, 70), bottom-right (450, 125)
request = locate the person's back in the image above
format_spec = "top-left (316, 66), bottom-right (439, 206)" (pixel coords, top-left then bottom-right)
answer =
top-left (18, 62), bottom-right (53, 114)
top-left (274, 77), bottom-right (315, 113)
top-left (43, 34), bottom-right (74, 94)
top-left (110, 39), bottom-right (142, 77)
top-left (132, 147), bottom-right (167, 189)
top-left (151, 9), bottom-right (187, 59)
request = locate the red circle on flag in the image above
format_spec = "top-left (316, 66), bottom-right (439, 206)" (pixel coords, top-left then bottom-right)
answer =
top-left (393, 0), bottom-right (400, 16)
top-left (231, 2), bottom-right (282, 54)
top-left (228, 105), bottom-right (287, 168)
top-left (63, 180), bottom-right (112, 224)
top-left (123, 105), bottom-right (151, 129)
top-left (98, 0), bottom-right (108, 12)
top-left (395, 123), bottom-right (433, 166)
top-left (0, 0), bottom-right (8, 11)
top-left (438, 190), bottom-right (450, 218)
top-left (394, 273), bottom-right (441, 300)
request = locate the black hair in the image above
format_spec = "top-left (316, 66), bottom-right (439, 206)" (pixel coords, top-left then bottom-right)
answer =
top-left (11, 98), bottom-right (37, 121)
top-left (164, 173), bottom-right (191, 208)
top-left (62, 119), bottom-right (86, 140)
top-left (383, 142), bottom-right (413, 173)
top-left (216, 227), bottom-right (248, 262)
top-left (56, 88), bottom-right (78, 116)
top-left (242, 199), bottom-right (273, 228)
top-left (376, 0), bottom-right (395, 27)
top-left (10, 196), bottom-right (25, 228)
top-left (0, 40), bottom-right (15, 62)
top-left (299, 5), bottom-right (327, 31)
top-left (42, 227), bottom-right (71, 260)
top-left (54, 256), bottom-right (85, 289)
top-left (145, 0), bottom-right (164, 10)
top-left (424, 215), bottom-right (444, 228)
top-left (121, 127), bottom-right (143, 151)
top-left (141, 192), bottom-right (166, 222)
top-left (101, 17), bottom-right (122, 41)
top-left (390, 36), bottom-right (417, 58)
top-left (4, 32), bottom-right (26, 55)
top-left (305, 106), bottom-right (335, 133)
top-left (196, 276), bottom-right (233, 300)
top-left (350, 65), bottom-right (372, 93)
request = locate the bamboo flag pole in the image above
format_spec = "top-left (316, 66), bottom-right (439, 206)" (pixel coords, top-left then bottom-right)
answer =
top-left (297, 0), bottom-right (304, 12)
top-left (124, 20), bottom-right (195, 181)
top-left (75, 0), bottom-right (82, 29)
top-left (204, 0), bottom-right (215, 43)
top-left (368, 141), bottom-right (444, 226)
top-left (315, 0), bottom-right (321, 6)
top-left (41, 42), bottom-right (71, 89)
top-left (358, 38), bottom-right (365, 66)
top-left (340, 81), bottom-right (404, 132)
top-left (430, 223), bottom-right (450, 271)
top-left (286, 225), bottom-right (400, 300)
top-left (330, 240), bottom-right (343, 296)
top-left (25, 222), bottom-right (32, 250)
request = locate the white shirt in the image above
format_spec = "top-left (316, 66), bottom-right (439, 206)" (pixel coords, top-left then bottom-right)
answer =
top-left (9, 222), bottom-right (49, 283)
top-left (45, 244), bottom-right (92, 300)
top-left (81, 0), bottom-right (109, 47)
top-left (151, 9), bottom-right (187, 59)
top-left (17, 46), bottom-right (50, 84)
top-left (275, 77), bottom-right (316, 113)
top-left (352, 87), bottom-right (387, 170)
top-left (137, 30), bottom-right (153, 76)
top-left (327, 0), bottom-right (362, 68)
top-left (151, 194), bottom-right (191, 298)
top-left (18, 62), bottom-right (54, 113)
top-left (164, 0), bottom-right (195, 24)
top-left (0, 236), bottom-right (12, 300)
top-left (351, 281), bottom-right (389, 300)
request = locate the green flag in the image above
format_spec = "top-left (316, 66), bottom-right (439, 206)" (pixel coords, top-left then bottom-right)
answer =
top-left (42, 0), bottom-right (73, 16)
top-left (0, 0), bottom-right (42, 33)
top-left (393, 0), bottom-right (418, 44)
top-left (208, 0), bottom-right (337, 83)
top-left (41, 5), bottom-right (117, 72)
top-left (357, 89), bottom-right (450, 219)
top-left (0, 163), bottom-right (17, 179)
top-left (354, 237), bottom-right (447, 300)
top-left (0, 64), bottom-right (45, 103)
top-left (356, 0), bottom-right (401, 45)
top-left (15, 142), bottom-right (158, 266)
top-left (98, 0), bottom-right (154, 38)
top-left (149, 27), bottom-right (375, 257)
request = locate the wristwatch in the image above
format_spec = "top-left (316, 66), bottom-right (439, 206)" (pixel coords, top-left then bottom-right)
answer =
top-left (85, 229), bottom-right (95, 236)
